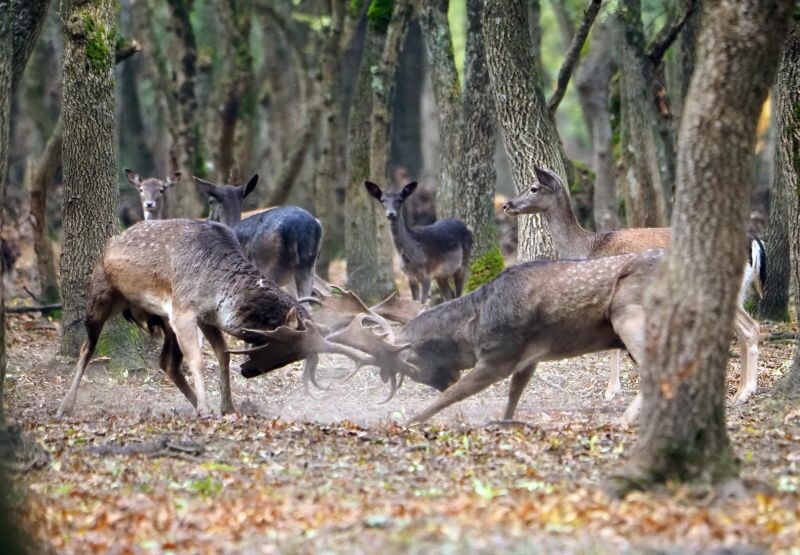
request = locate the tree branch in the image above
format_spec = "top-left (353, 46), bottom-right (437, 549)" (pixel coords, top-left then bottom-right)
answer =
top-left (114, 39), bottom-right (141, 63)
top-left (546, 0), bottom-right (602, 117)
top-left (646, 0), bottom-right (698, 66)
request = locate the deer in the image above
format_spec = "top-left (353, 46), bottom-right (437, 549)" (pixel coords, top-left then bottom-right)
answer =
top-left (313, 250), bottom-right (664, 424)
top-left (124, 168), bottom-right (181, 221)
top-left (56, 219), bottom-right (372, 418)
top-left (365, 181), bottom-right (474, 304)
top-left (194, 175), bottom-right (323, 299)
top-left (502, 166), bottom-right (766, 410)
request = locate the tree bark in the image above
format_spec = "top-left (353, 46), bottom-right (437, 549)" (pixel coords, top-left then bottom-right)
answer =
top-left (576, 19), bottom-right (618, 232)
top-left (166, 0), bottom-right (205, 217)
top-left (28, 121), bottom-right (62, 304)
top-left (58, 0), bottom-right (120, 357)
top-left (10, 0), bottom-right (51, 92)
top-left (418, 0), bottom-right (462, 219)
top-left (457, 0), bottom-right (502, 289)
top-left (609, 0), bottom-right (792, 496)
top-left (216, 0), bottom-right (255, 182)
top-left (0, 0), bottom-right (11, 423)
top-left (775, 26), bottom-right (800, 393)
top-left (616, 0), bottom-right (669, 227)
top-left (390, 18), bottom-right (424, 181)
top-left (483, 0), bottom-right (566, 260)
top-left (265, 106), bottom-right (322, 207)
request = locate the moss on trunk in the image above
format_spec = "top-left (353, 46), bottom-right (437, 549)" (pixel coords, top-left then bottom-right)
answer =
top-left (466, 246), bottom-right (504, 292)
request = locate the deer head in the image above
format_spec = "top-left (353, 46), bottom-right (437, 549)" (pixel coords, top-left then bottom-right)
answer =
top-left (124, 168), bottom-right (181, 220)
top-left (364, 181), bottom-right (417, 221)
top-left (501, 166), bottom-right (567, 216)
top-left (195, 174), bottom-right (259, 227)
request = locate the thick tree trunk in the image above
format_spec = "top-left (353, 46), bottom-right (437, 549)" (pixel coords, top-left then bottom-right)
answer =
top-left (0, 0), bottom-right (11, 423)
top-left (576, 20), bottom-right (618, 232)
top-left (609, 0), bottom-right (791, 496)
top-left (756, 154), bottom-right (791, 321)
top-left (616, 0), bottom-right (669, 227)
top-left (457, 0), bottom-right (502, 290)
top-left (775, 27), bottom-right (800, 394)
top-left (391, 18), bottom-right (423, 181)
top-left (58, 0), bottom-right (120, 357)
top-left (216, 0), bottom-right (255, 182)
top-left (28, 121), bottom-right (62, 304)
top-left (166, 0), bottom-right (205, 217)
top-left (418, 0), bottom-right (462, 218)
top-left (345, 7), bottom-right (395, 302)
top-left (483, 0), bottom-right (566, 260)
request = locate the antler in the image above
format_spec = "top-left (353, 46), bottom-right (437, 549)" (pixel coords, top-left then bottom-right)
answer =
top-left (299, 285), bottom-right (395, 332)
top-left (369, 292), bottom-right (427, 325)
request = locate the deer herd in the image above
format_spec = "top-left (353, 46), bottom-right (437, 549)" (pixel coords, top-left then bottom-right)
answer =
top-left (57, 166), bottom-right (766, 427)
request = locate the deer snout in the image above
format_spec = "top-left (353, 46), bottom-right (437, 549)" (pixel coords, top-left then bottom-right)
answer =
top-left (502, 200), bottom-right (518, 215)
top-left (144, 201), bottom-right (156, 209)
top-left (386, 210), bottom-right (398, 220)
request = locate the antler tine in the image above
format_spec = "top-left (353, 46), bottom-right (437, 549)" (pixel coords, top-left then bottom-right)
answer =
top-left (297, 296), bottom-right (323, 305)
top-left (377, 373), bottom-right (398, 404)
top-left (301, 355), bottom-right (333, 391)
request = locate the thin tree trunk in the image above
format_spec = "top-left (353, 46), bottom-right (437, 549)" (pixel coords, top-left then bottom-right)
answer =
top-left (775, 27), bottom-right (800, 394)
top-left (608, 0), bottom-right (792, 496)
top-left (28, 121), bottom-right (62, 304)
top-left (528, 0), bottom-right (544, 87)
top-left (483, 0), bottom-right (566, 261)
top-left (576, 19), bottom-right (618, 231)
top-left (10, 0), bottom-right (51, 92)
top-left (166, 0), bottom-right (205, 217)
top-left (0, 0), bottom-right (11, 423)
top-left (457, 0), bottom-right (502, 289)
top-left (418, 0), bottom-right (462, 219)
top-left (616, 0), bottom-right (669, 227)
top-left (58, 0), bottom-right (120, 357)
top-left (265, 106), bottom-right (322, 207)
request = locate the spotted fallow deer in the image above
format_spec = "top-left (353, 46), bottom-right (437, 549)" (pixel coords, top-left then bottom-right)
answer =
top-left (124, 168), bottom-right (181, 221)
top-left (56, 219), bottom-right (370, 418)
top-left (310, 251), bottom-right (663, 424)
top-left (502, 166), bottom-right (766, 412)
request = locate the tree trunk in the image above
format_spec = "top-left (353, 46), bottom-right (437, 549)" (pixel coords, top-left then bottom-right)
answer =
top-left (775, 26), bottom-right (800, 394)
top-left (28, 121), bottom-right (62, 304)
top-left (58, 0), bottom-right (120, 357)
top-left (670, 0), bottom-right (700, 130)
top-left (10, 0), bottom-right (51, 92)
top-left (0, 0), bottom-right (11, 423)
top-left (457, 0), bottom-right (502, 290)
top-left (576, 19), bottom-right (618, 232)
top-left (166, 0), bottom-right (205, 217)
top-left (216, 0), bottom-right (255, 182)
top-left (616, 0), bottom-right (669, 227)
top-left (418, 0), bottom-right (462, 219)
top-left (345, 4), bottom-right (395, 302)
top-left (609, 0), bottom-right (792, 496)
top-left (390, 18), bottom-right (423, 181)
top-left (528, 0), bottom-right (544, 87)
top-left (483, 0), bottom-right (566, 261)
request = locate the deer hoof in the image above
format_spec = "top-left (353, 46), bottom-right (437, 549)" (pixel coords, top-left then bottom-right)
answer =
top-left (220, 401), bottom-right (236, 415)
top-left (732, 387), bottom-right (755, 404)
top-left (196, 404), bottom-right (214, 418)
top-left (604, 384), bottom-right (621, 401)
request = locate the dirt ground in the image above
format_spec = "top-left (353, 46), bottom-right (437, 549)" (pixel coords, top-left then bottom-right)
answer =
top-left (4, 301), bottom-right (800, 554)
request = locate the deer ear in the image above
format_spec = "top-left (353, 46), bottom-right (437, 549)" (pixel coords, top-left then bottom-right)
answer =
top-left (194, 177), bottom-right (219, 200)
top-left (124, 168), bottom-right (141, 188)
top-left (533, 167), bottom-right (562, 191)
top-left (400, 182), bottom-right (418, 200)
top-left (364, 181), bottom-right (383, 200)
top-left (165, 172), bottom-right (181, 188)
top-left (242, 174), bottom-right (258, 198)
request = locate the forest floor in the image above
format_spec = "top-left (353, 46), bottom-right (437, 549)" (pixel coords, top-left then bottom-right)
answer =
top-left (4, 305), bottom-right (800, 554)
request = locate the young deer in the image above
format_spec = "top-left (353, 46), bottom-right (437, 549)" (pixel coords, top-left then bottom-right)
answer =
top-left (365, 181), bottom-right (473, 304)
top-left (124, 168), bottom-right (181, 221)
top-left (195, 175), bottom-right (322, 298)
top-left (56, 219), bottom-right (369, 418)
top-left (502, 166), bottom-right (766, 406)
top-left (325, 251), bottom-right (663, 423)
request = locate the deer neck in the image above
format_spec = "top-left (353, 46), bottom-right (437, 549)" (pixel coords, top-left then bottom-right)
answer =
top-left (543, 196), bottom-right (594, 259)
top-left (389, 208), bottom-right (422, 262)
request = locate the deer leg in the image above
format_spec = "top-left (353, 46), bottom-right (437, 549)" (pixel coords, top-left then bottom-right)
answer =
top-left (408, 359), bottom-right (512, 424)
top-left (605, 350), bottom-right (622, 400)
top-left (408, 280), bottom-right (420, 301)
top-left (158, 324), bottom-right (197, 407)
top-left (610, 305), bottom-right (646, 426)
top-left (503, 363), bottom-right (537, 420)
top-left (453, 268), bottom-right (466, 298)
top-left (199, 323), bottom-right (234, 414)
top-left (57, 290), bottom-right (121, 417)
top-left (732, 308), bottom-right (759, 404)
top-left (170, 309), bottom-right (212, 417)
top-left (435, 277), bottom-right (455, 300)
top-left (420, 279), bottom-right (432, 305)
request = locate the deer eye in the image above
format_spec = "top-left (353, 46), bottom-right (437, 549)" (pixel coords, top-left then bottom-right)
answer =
top-left (530, 186), bottom-right (539, 193)
top-left (159, 188), bottom-right (165, 194)
top-left (138, 188), bottom-right (143, 193)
